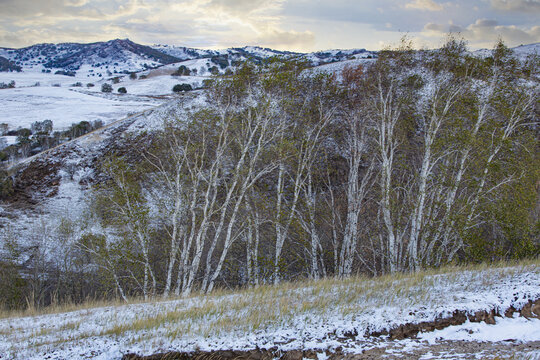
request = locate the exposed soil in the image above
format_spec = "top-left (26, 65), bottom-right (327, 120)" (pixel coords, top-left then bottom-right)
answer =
top-left (331, 340), bottom-right (540, 359)
top-left (2, 111), bottom-right (150, 212)
top-left (8, 156), bottom-right (63, 208)
top-left (122, 299), bottom-right (540, 360)
top-left (367, 298), bottom-right (540, 341)
top-left (122, 341), bottom-right (540, 360)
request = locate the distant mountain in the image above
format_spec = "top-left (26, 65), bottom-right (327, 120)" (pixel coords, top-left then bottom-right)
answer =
top-left (1, 39), bottom-right (537, 76)
top-left (511, 43), bottom-right (540, 60)
top-left (472, 42), bottom-right (539, 60)
top-left (152, 44), bottom-right (298, 61)
top-left (0, 39), bottom-right (182, 74)
top-left (0, 39), bottom-right (378, 75)
top-left (303, 48), bottom-right (375, 65)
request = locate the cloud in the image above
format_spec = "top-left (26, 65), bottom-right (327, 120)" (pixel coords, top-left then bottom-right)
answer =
top-left (472, 19), bottom-right (499, 27)
top-left (490, 0), bottom-right (540, 13)
top-left (256, 29), bottom-right (315, 49)
top-left (64, 0), bottom-right (90, 6)
top-left (206, 0), bottom-right (284, 15)
top-left (0, 0), bottom-right (145, 20)
top-left (0, 0), bottom-right (538, 51)
top-left (423, 22), bottom-right (446, 33)
top-left (405, 0), bottom-right (444, 11)
top-left (421, 18), bottom-right (540, 48)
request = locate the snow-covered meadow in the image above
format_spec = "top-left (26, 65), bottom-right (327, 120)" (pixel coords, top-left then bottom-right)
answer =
top-left (1, 263), bottom-right (538, 360)
top-left (0, 69), bottom-right (191, 132)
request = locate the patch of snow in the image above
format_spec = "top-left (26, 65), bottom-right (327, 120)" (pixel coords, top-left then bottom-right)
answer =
top-left (419, 316), bottom-right (540, 344)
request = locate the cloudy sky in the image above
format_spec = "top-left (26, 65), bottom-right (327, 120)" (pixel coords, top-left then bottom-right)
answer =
top-left (1, 0), bottom-right (539, 51)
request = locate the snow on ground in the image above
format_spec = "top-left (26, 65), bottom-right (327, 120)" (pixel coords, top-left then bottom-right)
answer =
top-left (0, 264), bottom-right (538, 360)
top-left (0, 85), bottom-right (158, 130)
top-left (419, 315), bottom-right (540, 344)
top-left (0, 66), bottom-right (204, 132)
top-left (308, 58), bottom-right (376, 79)
top-left (0, 69), bottom-right (90, 87)
top-left (102, 74), bottom-right (209, 96)
top-left (513, 43), bottom-right (540, 60)
top-left (0, 95), bottom-right (198, 260)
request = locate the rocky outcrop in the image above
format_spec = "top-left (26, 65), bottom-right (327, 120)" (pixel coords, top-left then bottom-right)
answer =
top-left (370, 298), bottom-right (540, 340)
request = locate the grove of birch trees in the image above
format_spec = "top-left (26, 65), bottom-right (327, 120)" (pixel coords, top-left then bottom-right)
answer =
top-left (1, 38), bottom-right (538, 307)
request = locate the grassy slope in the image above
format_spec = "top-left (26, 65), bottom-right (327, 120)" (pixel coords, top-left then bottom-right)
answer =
top-left (1, 260), bottom-right (539, 359)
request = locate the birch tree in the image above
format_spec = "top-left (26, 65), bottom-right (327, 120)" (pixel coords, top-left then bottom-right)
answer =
top-left (94, 157), bottom-right (156, 299)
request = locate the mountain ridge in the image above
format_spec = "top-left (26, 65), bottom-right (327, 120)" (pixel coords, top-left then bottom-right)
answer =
top-left (0, 38), bottom-right (377, 75)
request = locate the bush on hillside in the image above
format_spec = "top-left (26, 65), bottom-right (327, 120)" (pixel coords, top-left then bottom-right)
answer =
top-left (172, 65), bottom-right (191, 76)
top-left (101, 83), bottom-right (113, 93)
top-left (172, 83), bottom-right (192, 92)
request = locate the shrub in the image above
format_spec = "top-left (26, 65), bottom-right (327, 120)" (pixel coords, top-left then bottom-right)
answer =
top-left (129, 72), bottom-right (137, 80)
top-left (118, 87), bottom-right (127, 94)
top-left (17, 128), bottom-right (32, 138)
top-left (202, 79), bottom-right (214, 88)
top-left (101, 83), bottom-right (113, 93)
top-left (172, 65), bottom-right (191, 76)
top-left (87, 83), bottom-right (94, 88)
top-left (0, 81), bottom-right (15, 89)
top-left (54, 70), bottom-right (76, 77)
top-left (211, 55), bottom-right (229, 69)
top-left (172, 83), bottom-right (193, 93)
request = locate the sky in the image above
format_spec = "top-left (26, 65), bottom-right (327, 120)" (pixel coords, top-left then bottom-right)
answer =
top-left (0, 0), bottom-right (539, 51)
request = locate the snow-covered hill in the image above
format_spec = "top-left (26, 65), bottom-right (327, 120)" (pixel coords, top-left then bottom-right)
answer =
top-left (303, 48), bottom-right (376, 65)
top-left (0, 94), bottom-right (196, 272)
top-left (152, 44), bottom-right (297, 61)
top-left (0, 39), bottom-right (182, 76)
top-left (473, 42), bottom-right (540, 60)
top-left (1, 40), bottom-right (539, 313)
top-left (0, 39), bottom-right (376, 79)
top-left (512, 42), bottom-right (540, 60)
top-left (2, 39), bottom-right (538, 81)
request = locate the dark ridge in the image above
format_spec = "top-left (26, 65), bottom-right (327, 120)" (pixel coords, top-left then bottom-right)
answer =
top-left (43, 39), bottom-right (182, 70)
top-left (0, 56), bottom-right (21, 72)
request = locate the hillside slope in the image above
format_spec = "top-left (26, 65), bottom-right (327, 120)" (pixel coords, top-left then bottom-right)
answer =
top-left (0, 39), bottom-right (182, 74)
top-left (0, 263), bottom-right (539, 360)
top-left (0, 94), bottom-right (194, 261)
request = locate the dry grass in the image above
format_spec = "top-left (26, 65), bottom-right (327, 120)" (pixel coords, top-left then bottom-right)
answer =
top-left (1, 258), bottom-right (537, 322)
top-left (98, 260), bottom-right (532, 337)
top-left (0, 296), bottom-right (145, 320)
top-left (1, 258), bottom-right (538, 351)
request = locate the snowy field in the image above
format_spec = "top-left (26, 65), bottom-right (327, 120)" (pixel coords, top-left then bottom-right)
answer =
top-left (0, 263), bottom-right (538, 360)
top-left (0, 85), bottom-right (157, 130)
top-left (0, 66), bottom-right (208, 132)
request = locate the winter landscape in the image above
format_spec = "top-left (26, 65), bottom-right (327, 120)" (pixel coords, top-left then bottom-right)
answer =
top-left (1, 0), bottom-right (539, 359)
